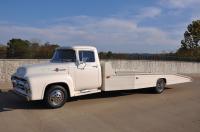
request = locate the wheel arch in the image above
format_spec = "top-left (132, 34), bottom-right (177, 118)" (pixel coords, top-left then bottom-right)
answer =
top-left (44, 82), bottom-right (71, 98)
top-left (160, 78), bottom-right (167, 84)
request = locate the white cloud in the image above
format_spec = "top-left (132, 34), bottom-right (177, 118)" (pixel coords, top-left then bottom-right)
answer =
top-left (160, 0), bottom-right (200, 8)
top-left (0, 16), bottom-right (179, 53)
top-left (136, 7), bottom-right (161, 19)
top-left (190, 7), bottom-right (200, 21)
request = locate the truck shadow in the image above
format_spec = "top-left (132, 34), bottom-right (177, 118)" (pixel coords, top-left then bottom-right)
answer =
top-left (0, 90), bottom-right (46, 112)
top-left (0, 88), bottom-right (172, 112)
top-left (71, 87), bottom-right (172, 101)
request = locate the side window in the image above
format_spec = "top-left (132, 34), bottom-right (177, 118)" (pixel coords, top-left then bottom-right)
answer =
top-left (79, 51), bottom-right (95, 62)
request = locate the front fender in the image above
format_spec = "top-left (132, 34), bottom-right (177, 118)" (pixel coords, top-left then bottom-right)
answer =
top-left (28, 73), bottom-right (75, 100)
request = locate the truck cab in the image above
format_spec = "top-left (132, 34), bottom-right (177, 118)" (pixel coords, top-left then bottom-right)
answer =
top-left (11, 46), bottom-right (102, 108)
top-left (51, 46), bottom-right (102, 91)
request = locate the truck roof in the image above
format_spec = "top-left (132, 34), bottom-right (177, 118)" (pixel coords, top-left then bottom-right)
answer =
top-left (57, 46), bottom-right (97, 50)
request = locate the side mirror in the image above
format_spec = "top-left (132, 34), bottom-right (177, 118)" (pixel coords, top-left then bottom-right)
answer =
top-left (77, 58), bottom-right (87, 69)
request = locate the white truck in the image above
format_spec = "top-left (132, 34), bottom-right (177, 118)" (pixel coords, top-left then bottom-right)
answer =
top-left (11, 46), bottom-right (192, 108)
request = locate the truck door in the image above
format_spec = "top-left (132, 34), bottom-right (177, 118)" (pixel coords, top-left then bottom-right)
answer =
top-left (75, 50), bottom-right (100, 91)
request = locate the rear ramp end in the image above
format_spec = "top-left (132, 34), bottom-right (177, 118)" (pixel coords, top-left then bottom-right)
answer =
top-left (165, 74), bottom-right (192, 85)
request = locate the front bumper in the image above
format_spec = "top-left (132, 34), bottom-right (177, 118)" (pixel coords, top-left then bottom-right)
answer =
top-left (12, 89), bottom-right (31, 101)
top-left (11, 76), bottom-right (32, 101)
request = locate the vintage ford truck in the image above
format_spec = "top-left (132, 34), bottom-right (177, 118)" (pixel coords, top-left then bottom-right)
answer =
top-left (11, 46), bottom-right (192, 108)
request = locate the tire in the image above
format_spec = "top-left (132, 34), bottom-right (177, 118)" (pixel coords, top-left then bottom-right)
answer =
top-left (154, 79), bottom-right (166, 94)
top-left (44, 85), bottom-right (68, 109)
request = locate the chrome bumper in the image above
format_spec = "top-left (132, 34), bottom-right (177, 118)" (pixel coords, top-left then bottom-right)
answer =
top-left (12, 89), bottom-right (31, 101)
top-left (11, 76), bottom-right (32, 101)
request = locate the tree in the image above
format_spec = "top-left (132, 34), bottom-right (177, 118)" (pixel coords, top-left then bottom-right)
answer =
top-left (7, 39), bottom-right (31, 58)
top-left (177, 20), bottom-right (200, 59)
top-left (36, 42), bottom-right (59, 59)
top-left (31, 43), bottom-right (40, 58)
top-left (5, 38), bottom-right (59, 59)
top-left (180, 20), bottom-right (200, 50)
top-left (0, 44), bottom-right (7, 59)
top-left (106, 51), bottom-right (113, 59)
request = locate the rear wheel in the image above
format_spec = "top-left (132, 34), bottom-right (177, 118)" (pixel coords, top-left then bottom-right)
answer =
top-left (154, 79), bottom-right (166, 94)
top-left (44, 85), bottom-right (68, 108)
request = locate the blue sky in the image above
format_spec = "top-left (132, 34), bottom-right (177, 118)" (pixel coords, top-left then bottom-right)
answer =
top-left (0, 0), bottom-right (199, 53)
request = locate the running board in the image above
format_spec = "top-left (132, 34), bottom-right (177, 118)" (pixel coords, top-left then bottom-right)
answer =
top-left (74, 89), bottom-right (101, 96)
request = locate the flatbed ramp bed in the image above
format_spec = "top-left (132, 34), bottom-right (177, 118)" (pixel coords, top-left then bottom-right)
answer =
top-left (101, 62), bottom-right (192, 91)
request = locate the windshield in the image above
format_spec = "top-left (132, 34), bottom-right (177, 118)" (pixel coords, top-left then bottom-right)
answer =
top-left (51, 49), bottom-right (76, 62)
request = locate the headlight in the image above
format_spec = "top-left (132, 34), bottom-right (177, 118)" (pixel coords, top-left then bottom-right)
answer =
top-left (11, 79), bottom-right (17, 87)
top-left (16, 67), bottom-right (27, 77)
top-left (24, 81), bottom-right (31, 94)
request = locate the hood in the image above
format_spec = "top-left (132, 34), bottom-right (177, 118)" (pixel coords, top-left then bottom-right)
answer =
top-left (14, 62), bottom-right (70, 78)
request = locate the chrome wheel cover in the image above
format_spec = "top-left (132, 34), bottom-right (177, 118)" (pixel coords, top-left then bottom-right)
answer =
top-left (49, 89), bottom-right (64, 106)
top-left (157, 80), bottom-right (165, 92)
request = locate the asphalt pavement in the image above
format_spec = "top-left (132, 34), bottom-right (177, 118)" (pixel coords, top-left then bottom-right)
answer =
top-left (0, 75), bottom-right (199, 132)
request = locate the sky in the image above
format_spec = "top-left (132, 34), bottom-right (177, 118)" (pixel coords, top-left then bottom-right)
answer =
top-left (0, 0), bottom-right (199, 53)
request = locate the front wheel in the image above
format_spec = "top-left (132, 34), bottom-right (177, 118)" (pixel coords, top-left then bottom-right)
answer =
top-left (44, 85), bottom-right (68, 109)
top-left (154, 79), bottom-right (166, 94)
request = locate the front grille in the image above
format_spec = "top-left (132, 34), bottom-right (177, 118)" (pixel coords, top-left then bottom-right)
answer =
top-left (16, 83), bottom-right (26, 91)
top-left (11, 76), bottom-right (27, 82)
top-left (11, 76), bottom-right (28, 92)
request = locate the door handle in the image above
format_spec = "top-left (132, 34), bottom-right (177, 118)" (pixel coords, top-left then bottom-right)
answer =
top-left (92, 66), bottom-right (98, 68)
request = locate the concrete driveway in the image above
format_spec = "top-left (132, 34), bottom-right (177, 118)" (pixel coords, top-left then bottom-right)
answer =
top-left (0, 75), bottom-right (200, 132)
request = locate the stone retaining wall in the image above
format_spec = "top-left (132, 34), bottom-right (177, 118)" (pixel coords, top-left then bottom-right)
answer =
top-left (0, 59), bottom-right (199, 89)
